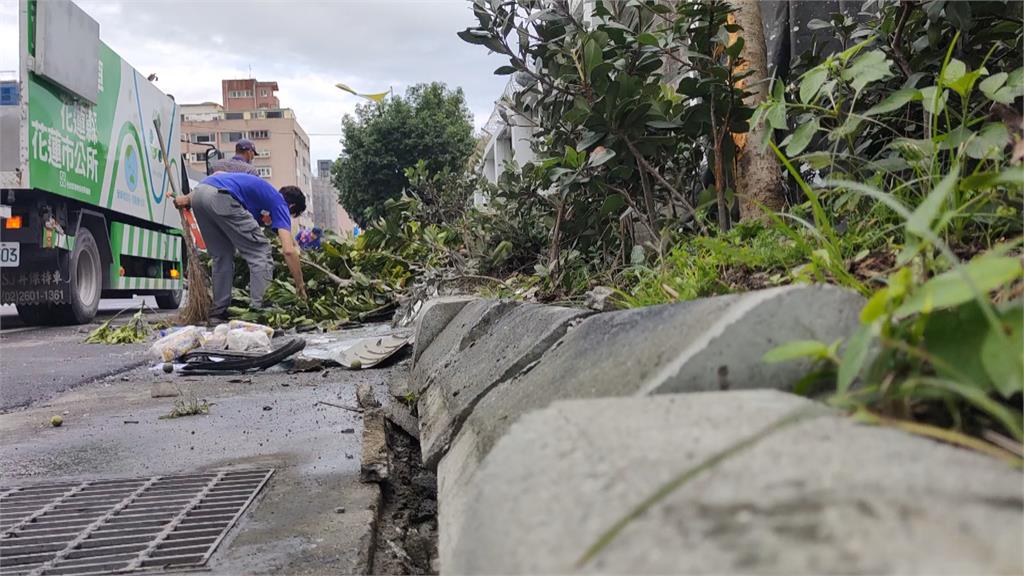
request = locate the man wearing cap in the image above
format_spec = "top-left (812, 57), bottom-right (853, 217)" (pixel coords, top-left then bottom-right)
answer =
top-left (210, 139), bottom-right (260, 176)
top-left (173, 172), bottom-right (308, 320)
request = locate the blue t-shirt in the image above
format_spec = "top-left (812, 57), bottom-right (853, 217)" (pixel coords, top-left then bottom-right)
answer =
top-left (201, 172), bottom-right (291, 231)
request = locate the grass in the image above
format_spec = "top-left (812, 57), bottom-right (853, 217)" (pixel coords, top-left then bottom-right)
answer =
top-left (159, 395), bottom-right (212, 420)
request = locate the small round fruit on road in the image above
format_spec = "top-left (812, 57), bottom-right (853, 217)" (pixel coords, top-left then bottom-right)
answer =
top-left (50, 415), bottom-right (64, 427)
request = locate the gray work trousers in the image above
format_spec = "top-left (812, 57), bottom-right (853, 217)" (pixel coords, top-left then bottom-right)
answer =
top-left (190, 183), bottom-right (273, 315)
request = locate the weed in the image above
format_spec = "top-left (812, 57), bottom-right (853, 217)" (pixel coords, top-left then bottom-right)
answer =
top-left (159, 395), bottom-right (212, 420)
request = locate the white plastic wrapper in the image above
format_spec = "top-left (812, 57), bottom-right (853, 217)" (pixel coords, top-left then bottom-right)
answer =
top-left (148, 326), bottom-right (204, 362)
top-left (227, 320), bottom-right (274, 339)
top-left (226, 328), bottom-right (271, 352)
top-left (201, 323), bottom-right (230, 350)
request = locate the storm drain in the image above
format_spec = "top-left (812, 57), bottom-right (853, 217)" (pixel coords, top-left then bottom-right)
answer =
top-left (0, 469), bottom-right (273, 576)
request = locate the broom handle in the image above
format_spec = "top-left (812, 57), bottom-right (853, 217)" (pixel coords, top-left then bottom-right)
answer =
top-left (152, 118), bottom-right (203, 265)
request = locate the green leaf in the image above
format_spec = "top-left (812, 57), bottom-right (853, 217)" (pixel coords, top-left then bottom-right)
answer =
top-left (636, 32), bottom-right (659, 47)
top-left (940, 58), bottom-right (967, 85)
top-left (841, 50), bottom-right (892, 93)
top-left (785, 118), bottom-right (818, 156)
top-left (906, 169), bottom-right (957, 237)
top-left (800, 67), bottom-right (828, 104)
top-left (947, 69), bottom-right (985, 98)
top-left (646, 120), bottom-right (684, 129)
top-left (494, 65), bottom-right (516, 75)
top-left (860, 287), bottom-right (891, 324)
top-left (588, 146), bottom-right (616, 167)
top-left (766, 101), bottom-right (787, 130)
top-left (725, 37), bottom-right (744, 59)
top-left (864, 88), bottom-right (921, 116)
top-left (920, 86), bottom-right (947, 115)
top-left (583, 38), bottom-right (602, 79)
top-left (894, 256), bottom-right (1024, 319)
top-left (979, 72), bottom-right (1008, 94)
top-left (980, 72), bottom-right (1010, 103)
top-left (924, 303), bottom-right (997, 394)
top-left (965, 123), bottom-right (1010, 160)
top-left (981, 305), bottom-right (1024, 398)
top-left (837, 323), bottom-right (876, 395)
top-left (762, 340), bottom-right (830, 364)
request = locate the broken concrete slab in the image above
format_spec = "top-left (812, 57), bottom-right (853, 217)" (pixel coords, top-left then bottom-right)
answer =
top-left (415, 301), bottom-right (590, 467)
top-left (384, 400), bottom-right (420, 441)
top-left (410, 296), bottom-right (479, 367)
top-left (445, 390), bottom-right (1024, 574)
top-left (438, 285), bottom-right (862, 512)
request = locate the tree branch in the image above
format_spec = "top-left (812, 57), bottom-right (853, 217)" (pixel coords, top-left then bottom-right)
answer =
top-left (891, 1), bottom-right (915, 79)
top-left (620, 134), bottom-right (703, 232)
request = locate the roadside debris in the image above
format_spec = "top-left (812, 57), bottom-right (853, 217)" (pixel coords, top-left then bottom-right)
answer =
top-left (297, 332), bottom-right (411, 370)
top-left (49, 415), bottom-right (63, 427)
top-left (85, 305), bottom-right (156, 344)
top-left (315, 400), bottom-right (363, 414)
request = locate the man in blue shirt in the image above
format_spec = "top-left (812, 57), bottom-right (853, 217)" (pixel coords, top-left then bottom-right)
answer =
top-left (174, 172), bottom-right (307, 320)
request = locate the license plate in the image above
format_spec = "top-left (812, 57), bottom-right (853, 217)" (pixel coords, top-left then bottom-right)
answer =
top-left (0, 242), bottom-right (20, 267)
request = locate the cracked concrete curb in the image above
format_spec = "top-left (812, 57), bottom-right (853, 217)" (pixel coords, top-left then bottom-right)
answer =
top-left (412, 300), bottom-right (591, 467)
top-left (405, 285), bottom-right (1022, 574)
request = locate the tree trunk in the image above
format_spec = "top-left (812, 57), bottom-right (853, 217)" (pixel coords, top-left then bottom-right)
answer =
top-left (730, 0), bottom-right (787, 220)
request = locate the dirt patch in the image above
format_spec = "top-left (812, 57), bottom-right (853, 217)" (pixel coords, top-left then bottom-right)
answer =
top-left (369, 405), bottom-right (438, 575)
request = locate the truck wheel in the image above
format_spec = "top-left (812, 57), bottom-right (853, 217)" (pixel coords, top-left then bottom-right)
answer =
top-left (54, 227), bottom-right (103, 324)
top-left (155, 289), bottom-right (182, 310)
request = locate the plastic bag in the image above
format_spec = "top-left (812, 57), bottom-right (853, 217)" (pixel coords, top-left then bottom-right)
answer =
top-left (201, 324), bottom-right (230, 350)
top-left (149, 326), bottom-right (204, 362)
top-left (226, 328), bottom-right (271, 352)
top-left (228, 320), bottom-right (274, 339)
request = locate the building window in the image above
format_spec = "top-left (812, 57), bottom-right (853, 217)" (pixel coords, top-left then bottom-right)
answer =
top-left (223, 132), bottom-right (244, 143)
top-left (260, 89), bottom-right (268, 97)
top-left (256, 167), bottom-right (273, 178)
top-left (256, 149), bottom-right (271, 158)
top-left (249, 130), bottom-right (269, 140)
top-left (228, 90), bottom-right (253, 98)
top-left (192, 133), bottom-right (213, 144)
top-left (266, 111), bottom-right (283, 119)
top-left (225, 112), bottom-right (244, 120)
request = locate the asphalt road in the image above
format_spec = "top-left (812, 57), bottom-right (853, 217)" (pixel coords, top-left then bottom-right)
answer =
top-left (0, 297), bottom-right (172, 412)
top-left (0, 322), bottom-right (398, 574)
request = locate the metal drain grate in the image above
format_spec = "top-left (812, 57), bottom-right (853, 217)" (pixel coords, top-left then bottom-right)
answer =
top-left (0, 469), bottom-right (273, 576)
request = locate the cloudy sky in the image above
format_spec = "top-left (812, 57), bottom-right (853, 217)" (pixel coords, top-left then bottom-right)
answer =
top-left (0, 0), bottom-right (508, 164)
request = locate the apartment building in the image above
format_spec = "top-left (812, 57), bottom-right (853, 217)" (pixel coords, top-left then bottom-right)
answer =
top-left (312, 159), bottom-right (356, 237)
top-left (180, 79), bottom-right (314, 227)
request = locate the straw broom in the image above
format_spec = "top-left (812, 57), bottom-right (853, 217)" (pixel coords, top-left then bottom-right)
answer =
top-left (153, 118), bottom-right (212, 324)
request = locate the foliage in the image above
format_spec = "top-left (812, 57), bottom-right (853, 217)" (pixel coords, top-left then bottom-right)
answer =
top-left (747, 1), bottom-right (1024, 448)
top-left (617, 221), bottom-right (812, 306)
top-left (333, 82), bottom-right (476, 226)
top-left (461, 0), bottom-right (753, 283)
top-left (404, 160), bottom-right (479, 226)
top-left (84, 305), bottom-right (155, 344)
top-left (231, 197), bottom-right (459, 329)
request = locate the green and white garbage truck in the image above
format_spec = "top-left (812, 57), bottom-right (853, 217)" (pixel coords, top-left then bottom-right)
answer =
top-left (0, 0), bottom-right (188, 324)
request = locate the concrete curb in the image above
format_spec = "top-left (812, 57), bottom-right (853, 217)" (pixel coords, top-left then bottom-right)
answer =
top-left (405, 285), bottom-right (1022, 574)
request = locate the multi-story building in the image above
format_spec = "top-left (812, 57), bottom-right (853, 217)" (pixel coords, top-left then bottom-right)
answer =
top-left (180, 79), bottom-right (314, 228)
top-left (477, 77), bottom-right (538, 204)
top-left (311, 159), bottom-right (356, 237)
